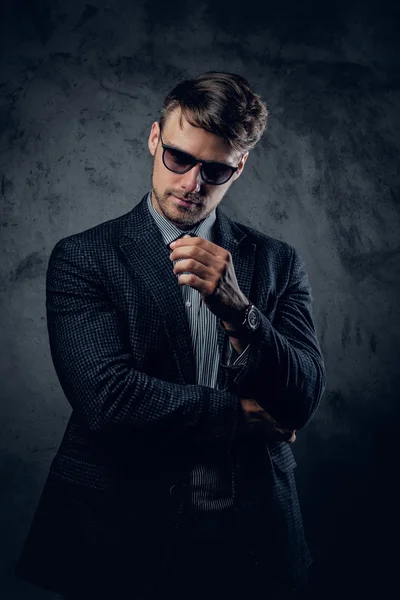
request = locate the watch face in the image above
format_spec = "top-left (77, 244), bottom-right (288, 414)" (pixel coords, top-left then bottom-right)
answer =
top-left (248, 305), bottom-right (260, 330)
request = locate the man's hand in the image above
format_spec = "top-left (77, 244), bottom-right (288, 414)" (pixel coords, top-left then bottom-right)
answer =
top-left (239, 398), bottom-right (296, 443)
top-left (169, 235), bottom-right (249, 325)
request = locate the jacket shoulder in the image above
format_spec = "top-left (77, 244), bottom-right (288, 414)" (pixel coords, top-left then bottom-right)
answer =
top-left (51, 208), bottom-right (134, 254)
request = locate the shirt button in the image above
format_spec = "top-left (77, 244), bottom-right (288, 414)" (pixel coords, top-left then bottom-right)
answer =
top-left (185, 300), bottom-right (191, 307)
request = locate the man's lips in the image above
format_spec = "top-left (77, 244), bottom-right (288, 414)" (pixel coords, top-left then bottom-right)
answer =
top-left (171, 195), bottom-right (199, 206)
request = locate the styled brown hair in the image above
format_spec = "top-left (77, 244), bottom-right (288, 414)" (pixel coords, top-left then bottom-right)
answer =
top-left (159, 71), bottom-right (269, 156)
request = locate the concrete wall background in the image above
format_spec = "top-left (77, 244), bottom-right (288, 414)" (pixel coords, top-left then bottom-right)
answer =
top-left (1, 1), bottom-right (399, 598)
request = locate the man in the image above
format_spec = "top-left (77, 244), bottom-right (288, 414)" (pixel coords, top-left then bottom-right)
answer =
top-left (15, 72), bottom-right (325, 600)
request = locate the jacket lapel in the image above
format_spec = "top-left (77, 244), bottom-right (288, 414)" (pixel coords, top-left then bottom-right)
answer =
top-left (119, 194), bottom-right (256, 386)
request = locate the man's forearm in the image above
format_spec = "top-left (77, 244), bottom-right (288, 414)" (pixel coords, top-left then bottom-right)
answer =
top-left (224, 313), bottom-right (325, 431)
top-left (220, 249), bottom-right (326, 431)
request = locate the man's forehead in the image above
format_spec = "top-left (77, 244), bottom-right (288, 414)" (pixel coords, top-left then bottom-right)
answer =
top-left (162, 110), bottom-right (241, 164)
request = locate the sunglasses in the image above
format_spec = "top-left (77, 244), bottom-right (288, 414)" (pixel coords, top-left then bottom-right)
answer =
top-left (159, 129), bottom-right (242, 186)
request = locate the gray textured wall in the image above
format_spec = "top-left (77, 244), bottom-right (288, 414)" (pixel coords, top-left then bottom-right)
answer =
top-left (1, 1), bottom-right (399, 598)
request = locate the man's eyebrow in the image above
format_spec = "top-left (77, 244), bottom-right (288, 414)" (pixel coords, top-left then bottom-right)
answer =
top-left (163, 140), bottom-right (236, 167)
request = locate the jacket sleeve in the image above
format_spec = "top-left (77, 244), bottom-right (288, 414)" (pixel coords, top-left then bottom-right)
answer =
top-left (46, 237), bottom-right (240, 449)
top-left (220, 246), bottom-right (326, 431)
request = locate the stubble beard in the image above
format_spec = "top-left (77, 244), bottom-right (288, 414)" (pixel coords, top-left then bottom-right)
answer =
top-left (151, 183), bottom-right (207, 230)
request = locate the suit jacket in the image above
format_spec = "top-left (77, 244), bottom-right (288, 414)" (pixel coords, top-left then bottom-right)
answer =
top-left (15, 192), bottom-right (326, 598)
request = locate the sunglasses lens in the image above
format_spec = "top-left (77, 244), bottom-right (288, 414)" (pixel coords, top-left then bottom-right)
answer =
top-left (164, 148), bottom-right (193, 173)
top-left (202, 164), bottom-right (234, 185)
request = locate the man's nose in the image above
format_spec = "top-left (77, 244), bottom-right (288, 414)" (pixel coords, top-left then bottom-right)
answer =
top-left (179, 163), bottom-right (202, 193)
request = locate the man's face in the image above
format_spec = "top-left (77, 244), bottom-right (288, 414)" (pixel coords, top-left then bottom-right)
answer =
top-left (148, 107), bottom-right (248, 230)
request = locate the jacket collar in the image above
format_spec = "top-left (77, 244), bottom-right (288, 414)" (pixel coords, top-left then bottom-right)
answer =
top-left (119, 192), bottom-right (256, 385)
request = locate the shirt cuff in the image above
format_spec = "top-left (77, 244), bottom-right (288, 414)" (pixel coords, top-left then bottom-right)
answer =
top-left (227, 341), bottom-right (251, 366)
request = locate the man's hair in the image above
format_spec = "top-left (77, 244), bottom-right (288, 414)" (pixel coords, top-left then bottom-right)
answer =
top-left (159, 71), bottom-right (269, 156)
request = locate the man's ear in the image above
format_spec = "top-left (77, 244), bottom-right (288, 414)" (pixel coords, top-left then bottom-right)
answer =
top-left (148, 122), bottom-right (160, 156)
top-left (234, 151), bottom-right (249, 179)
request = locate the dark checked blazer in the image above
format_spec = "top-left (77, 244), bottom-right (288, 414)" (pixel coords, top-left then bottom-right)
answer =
top-left (15, 192), bottom-right (326, 599)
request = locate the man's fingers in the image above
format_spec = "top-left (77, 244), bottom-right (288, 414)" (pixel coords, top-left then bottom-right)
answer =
top-left (285, 430), bottom-right (297, 443)
top-left (239, 398), bottom-right (297, 443)
top-left (271, 426), bottom-right (296, 443)
top-left (244, 419), bottom-right (296, 443)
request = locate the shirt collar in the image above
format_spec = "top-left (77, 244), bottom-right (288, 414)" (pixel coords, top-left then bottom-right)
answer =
top-left (146, 191), bottom-right (216, 245)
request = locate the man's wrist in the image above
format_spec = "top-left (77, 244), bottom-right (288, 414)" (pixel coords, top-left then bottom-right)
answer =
top-left (219, 303), bottom-right (261, 339)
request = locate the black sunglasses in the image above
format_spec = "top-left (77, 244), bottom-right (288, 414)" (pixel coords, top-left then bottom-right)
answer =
top-left (159, 129), bottom-right (242, 185)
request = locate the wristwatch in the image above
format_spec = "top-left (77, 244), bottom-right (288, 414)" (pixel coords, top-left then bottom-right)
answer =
top-left (218, 302), bottom-right (261, 337)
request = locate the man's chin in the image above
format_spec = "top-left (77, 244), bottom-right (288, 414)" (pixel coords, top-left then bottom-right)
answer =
top-left (163, 205), bottom-right (201, 228)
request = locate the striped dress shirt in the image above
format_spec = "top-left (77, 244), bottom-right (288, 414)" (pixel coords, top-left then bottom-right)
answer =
top-left (146, 191), bottom-right (250, 512)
